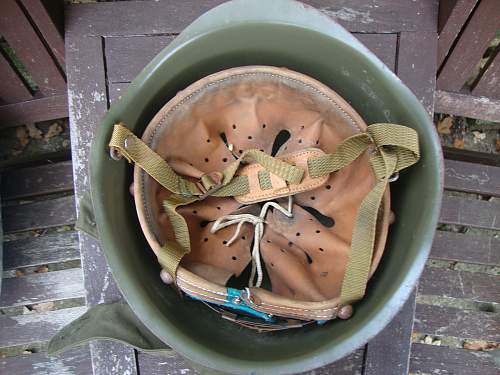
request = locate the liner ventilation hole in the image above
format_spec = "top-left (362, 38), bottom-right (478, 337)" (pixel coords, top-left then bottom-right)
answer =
top-left (271, 129), bottom-right (291, 156)
top-left (200, 220), bottom-right (210, 228)
top-left (192, 210), bottom-right (198, 214)
top-left (206, 139), bottom-right (211, 143)
top-left (222, 158), bottom-right (228, 162)
top-left (203, 238), bottom-right (208, 242)
top-left (232, 256), bottom-right (237, 261)
top-left (271, 263), bottom-right (275, 267)
top-left (204, 158), bottom-right (209, 163)
top-left (248, 135), bottom-right (253, 140)
top-left (326, 185), bottom-right (332, 190)
top-left (216, 206), bottom-right (221, 210)
top-left (262, 124), bottom-right (266, 128)
top-left (300, 125), bottom-right (305, 130)
top-left (316, 230), bottom-right (321, 234)
top-left (223, 240), bottom-right (228, 245)
top-left (241, 235), bottom-right (246, 240)
top-left (232, 124), bottom-right (237, 129)
top-left (310, 196), bottom-right (316, 200)
top-left (296, 232), bottom-right (301, 237)
top-left (319, 247), bottom-right (324, 252)
top-left (239, 150), bottom-right (243, 154)
top-left (280, 248), bottom-right (285, 253)
top-left (288, 242), bottom-right (293, 247)
top-left (298, 139), bottom-right (302, 144)
top-left (300, 205), bottom-right (335, 228)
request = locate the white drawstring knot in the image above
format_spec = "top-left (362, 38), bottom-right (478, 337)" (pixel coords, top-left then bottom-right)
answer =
top-left (210, 196), bottom-right (293, 288)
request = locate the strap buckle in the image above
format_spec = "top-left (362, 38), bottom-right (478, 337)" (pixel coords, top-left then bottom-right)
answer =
top-left (196, 171), bottom-right (224, 200)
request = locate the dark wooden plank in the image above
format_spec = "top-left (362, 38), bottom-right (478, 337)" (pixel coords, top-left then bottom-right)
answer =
top-left (0, 53), bottom-right (32, 103)
top-left (138, 348), bottom-right (365, 375)
top-left (437, 0), bottom-right (500, 91)
top-left (437, 0), bottom-right (478, 69)
top-left (105, 33), bottom-right (397, 85)
top-left (435, 90), bottom-right (500, 122)
top-left (108, 82), bottom-right (129, 105)
top-left (431, 230), bottom-right (500, 266)
top-left (419, 267), bottom-right (500, 303)
top-left (355, 33), bottom-right (397, 72)
top-left (364, 289), bottom-right (416, 375)
top-left (2, 195), bottom-right (76, 233)
top-left (3, 231), bottom-right (79, 270)
top-left (105, 35), bottom-right (175, 83)
top-left (473, 51), bottom-right (500, 99)
top-left (0, 94), bottom-right (68, 129)
top-left (0, 347), bottom-right (92, 375)
top-left (65, 32), bottom-right (138, 374)
top-left (20, 0), bottom-right (66, 69)
top-left (414, 304), bottom-right (500, 341)
top-left (0, 0), bottom-right (66, 95)
top-left (410, 343), bottom-right (499, 375)
top-left (444, 159), bottom-right (500, 197)
top-left (0, 306), bottom-right (86, 348)
top-left (443, 146), bottom-right (500, 167)
top-left (364, 27), bottom-right (439, 375)
top-left (440, 194), bottom-right (500, 230)
top-left (0, 268), bottom-right (84, 308)
top-left (1, 160), bottom-right (73, 200)
top-left (397, 31), bottom-right (438, 115)
top-left (66, 0), bottom-right (437, 38)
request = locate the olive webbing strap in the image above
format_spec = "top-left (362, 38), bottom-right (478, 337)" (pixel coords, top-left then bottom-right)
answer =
top-left (109, 123), bottom-right (202, 196)
top-left (157, 195), bottom-right (198, 276)
top-left (108, 123), bottom-right (302, 197)
top-left (306, 123), bottom-right (420, 305)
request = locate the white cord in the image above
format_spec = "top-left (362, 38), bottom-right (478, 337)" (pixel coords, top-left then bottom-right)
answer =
top-left (210, 196), bottom-right (293, 288)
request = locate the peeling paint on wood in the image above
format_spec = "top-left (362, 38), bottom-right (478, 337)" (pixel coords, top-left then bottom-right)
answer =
top-left (0, 306), bottom-right (86, 348)
top-left (0, 268), bottom-right (84, 308)
top-left (3, 231), bottom-right (79, 270)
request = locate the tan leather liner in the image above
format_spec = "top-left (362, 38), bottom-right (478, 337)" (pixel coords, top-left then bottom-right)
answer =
top-left (133, 66), bottom-right (391, 321)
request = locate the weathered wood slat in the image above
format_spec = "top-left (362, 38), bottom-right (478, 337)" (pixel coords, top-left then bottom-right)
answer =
top-left (108, 82), bottom-right (130, 105)
top-left (0, 306), bottom-right (86, 348)
top-left (2, 195), bottom-right (76, 233)
top-left (1, 160), bottom-right (74, 200)
top-left (431, 230), bottom-right (500, 266)
top-left (444, 146), bottom-right (500, 168)
top-left (104, 33), bottom-right (397, 86)
top-left (355, 33), bottom-right (397, 72)
top-left (473, 50), bottom-right (500, 100)
top-left (0, 94), bottom-right (68, 129)
top-left (138, 349), bottom-right (365, 375)
top-left (0, 347), bottom-right (92, 375)
top-left (364, 289), bottom-right (416, 375)
top-left (0, 268), bottom-right (84, 308)
top-left (19, 0), bottom-right (66, 69)
top-left (66, 31), bottom-right (139, 374)
top-left (419, 266), bottom-right (500, 303)
top-left (410, 342), bottom-right (499, 375)
top-left (105, 35), bottom-right (175, 83)
top-left (66, 0), bottom-right (436, 38)
top-left (437, 0), bottom-right (500, 92)
top-left (434, 90), bottom-right (500, 122)
top-left (437, 0), bottom-right (478, 69)
top-left (414, 304), bottom-right (500, 341)
top-left (397, 31), bottom-right (438, 115)
top-left (0, 53), bottom-right (32, 103)
top-left (444, 159), bottom-right (500, 197)
top-left (0, 0), bottom-right (66, 95)
top-left (3, 231), bottom-right (79, 270)
top-left (439, 194), bottom-right (500, 230)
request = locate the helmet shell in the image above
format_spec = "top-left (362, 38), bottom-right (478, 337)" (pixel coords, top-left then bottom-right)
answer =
top-left (90, 0), bottom-right (443, 373)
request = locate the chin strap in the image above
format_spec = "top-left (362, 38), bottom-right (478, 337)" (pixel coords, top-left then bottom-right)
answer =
top-left (109, 122), bottom-right (419, 312)
top-left (308, 123), bottom-right (420, 305)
